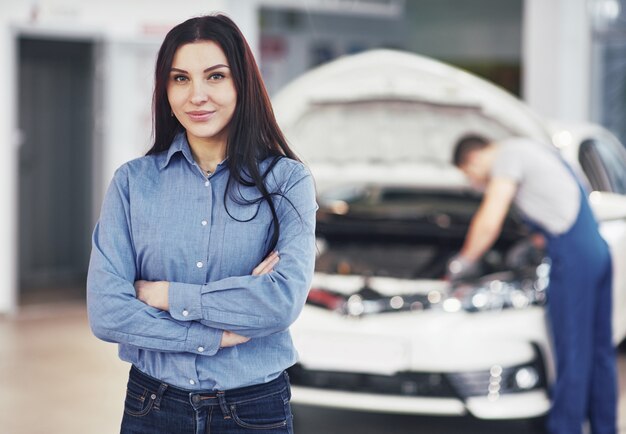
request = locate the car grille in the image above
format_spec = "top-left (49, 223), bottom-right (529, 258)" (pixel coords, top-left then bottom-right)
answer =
top-left (287, 364), bottom-right (457, 398)
top-left (288, 346), bottom-right (546, 400)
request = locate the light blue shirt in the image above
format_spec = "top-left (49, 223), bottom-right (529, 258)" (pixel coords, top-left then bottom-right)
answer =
top-left (87, 133), bottom-right (317, 390)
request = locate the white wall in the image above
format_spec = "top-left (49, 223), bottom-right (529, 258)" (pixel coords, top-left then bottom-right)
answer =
top-left (522, 0), bottom-right (592, 122)
top-left (0, 5), bottom-right (19, 315)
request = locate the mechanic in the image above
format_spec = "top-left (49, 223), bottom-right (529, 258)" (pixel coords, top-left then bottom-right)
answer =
top-left (448, 135), bottom-right (616, 434)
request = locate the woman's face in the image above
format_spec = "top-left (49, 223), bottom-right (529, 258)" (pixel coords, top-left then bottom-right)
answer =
top-left (167, 40), bottom-right (237, 148)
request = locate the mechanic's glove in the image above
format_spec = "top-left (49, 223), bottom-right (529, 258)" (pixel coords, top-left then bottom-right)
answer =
top-left (446, 254), bottom-right (479, 282)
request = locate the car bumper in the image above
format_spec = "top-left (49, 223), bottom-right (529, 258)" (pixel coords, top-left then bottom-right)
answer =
top-left (289, 306), bottom-right (553, 419)
top-left (292, 306), bottom-right (552, 374)
top-left (291, 386), bottom-right (550, 419)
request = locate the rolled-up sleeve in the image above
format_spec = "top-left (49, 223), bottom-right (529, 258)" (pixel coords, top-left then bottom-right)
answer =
top-left (168, 164), bottom-right (317, 338)
top-left (87, 167), bottom-right (222, 355)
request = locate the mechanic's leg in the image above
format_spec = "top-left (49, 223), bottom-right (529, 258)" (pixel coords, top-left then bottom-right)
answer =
top-left (546, 267), bottom-right (594, 434)
top-left (589, 259), bottom-right (617, 434)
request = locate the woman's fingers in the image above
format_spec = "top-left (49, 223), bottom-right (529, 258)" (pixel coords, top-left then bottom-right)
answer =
top-left (220, 331), bottom-right (251, 348)
top-left (258, 255), bottom-right (279, 275)
top-left (252, 251), bottom-right (279, 275)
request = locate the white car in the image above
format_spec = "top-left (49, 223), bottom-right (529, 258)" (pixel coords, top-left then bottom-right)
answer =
top-left (272, 50), bottom-right (626, 420)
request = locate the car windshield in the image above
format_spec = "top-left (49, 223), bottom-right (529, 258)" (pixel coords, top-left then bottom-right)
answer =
top-left (284, 100), bottom-right (515, 165)
top-left (315, 186), bottom-right (529, 279)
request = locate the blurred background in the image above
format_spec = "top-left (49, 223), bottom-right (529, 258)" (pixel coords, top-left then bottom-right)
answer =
top-left (0, 0), bottom-right (625, 433)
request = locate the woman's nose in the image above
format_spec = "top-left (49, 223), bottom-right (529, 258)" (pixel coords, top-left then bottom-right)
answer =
top-left (190, 82), bottom-right (209, 105)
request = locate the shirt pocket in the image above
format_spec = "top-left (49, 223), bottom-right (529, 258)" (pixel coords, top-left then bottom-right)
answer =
top-left (220, 220), bottom-right (273, 277)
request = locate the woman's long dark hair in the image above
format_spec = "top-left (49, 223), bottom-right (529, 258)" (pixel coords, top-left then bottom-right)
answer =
top-left (147, 14), bottom-right (300, 255)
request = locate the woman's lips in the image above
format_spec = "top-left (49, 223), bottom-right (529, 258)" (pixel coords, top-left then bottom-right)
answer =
top-left (186, 110), bottom-right (215, 121)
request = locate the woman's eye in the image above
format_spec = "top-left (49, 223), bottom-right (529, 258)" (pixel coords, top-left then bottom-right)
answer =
top-left (208, 73), bottom-right (225, 81)
top-left (172, 75), bottom-right (188, 83)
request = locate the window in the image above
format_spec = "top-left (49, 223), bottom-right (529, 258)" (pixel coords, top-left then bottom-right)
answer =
top-left (579, 137), bottom-right (626, 194)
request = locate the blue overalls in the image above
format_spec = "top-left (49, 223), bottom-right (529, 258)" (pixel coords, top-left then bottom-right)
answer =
top-left (529, 182), bottom-right (617, 434)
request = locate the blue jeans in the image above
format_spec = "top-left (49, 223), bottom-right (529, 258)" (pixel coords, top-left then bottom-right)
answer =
top-left (120, 366), bottom-right (294, 434)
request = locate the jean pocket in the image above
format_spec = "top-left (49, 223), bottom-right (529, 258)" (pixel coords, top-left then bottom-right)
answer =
top-left (123, 382), bottom-right (156, 418)
top-left (229, 391), bottom-right (290, 430)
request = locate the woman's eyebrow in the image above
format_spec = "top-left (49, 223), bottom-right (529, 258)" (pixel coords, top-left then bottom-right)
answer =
top-left (169, 64), bottom-right (230, 74)
top-left (204, 64), bottom-right (230, 73)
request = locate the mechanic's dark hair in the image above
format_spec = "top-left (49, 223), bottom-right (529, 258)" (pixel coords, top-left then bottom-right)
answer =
top-left (452, 134), bottom-right (491, 167)
top-left (147, 14), bottom-right (300, 256)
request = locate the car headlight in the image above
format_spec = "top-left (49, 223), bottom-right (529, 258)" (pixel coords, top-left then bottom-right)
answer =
top-left (514, 366), bottom-right (540, 390)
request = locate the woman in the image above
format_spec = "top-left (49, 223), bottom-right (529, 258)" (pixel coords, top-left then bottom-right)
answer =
top-left (87, 14), bottom-right (317, 434)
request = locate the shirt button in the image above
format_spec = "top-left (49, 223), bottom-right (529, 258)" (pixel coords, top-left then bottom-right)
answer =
top-left (198, 346), bottom-right (205, 352)
top-left (182, 310), bottom-right (189, 317)
top-left (196, 261), bottom-right (203, 268)
top-left (189, 379), bottom-right (196, 385)
top-left (201, 220), bottom-right (208, 226)
top-left (204, 181), bottom-right (210, 187)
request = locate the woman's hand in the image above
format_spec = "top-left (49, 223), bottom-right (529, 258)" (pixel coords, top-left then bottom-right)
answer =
top-left (252, 251), bottom-right (279, 275)
top-left (135, 280), bottom-right (170, 311)
top-left (220, 330), bottom-right (251, 347)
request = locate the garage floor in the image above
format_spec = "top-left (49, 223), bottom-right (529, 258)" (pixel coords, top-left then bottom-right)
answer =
top-left (0, 303), bottom-right (624, 434)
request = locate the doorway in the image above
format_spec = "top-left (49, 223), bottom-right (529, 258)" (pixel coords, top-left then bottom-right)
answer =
top-left (18, 37), bottom-right (95, 305)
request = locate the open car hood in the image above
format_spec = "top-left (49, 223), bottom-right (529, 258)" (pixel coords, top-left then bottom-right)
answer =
top-left (273, 49), bottom-right (551, 169)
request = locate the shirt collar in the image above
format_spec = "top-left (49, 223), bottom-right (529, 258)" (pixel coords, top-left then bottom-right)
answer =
top-left (159, 132), bottom-right (229, 174)
top-left (159, 132), bottom-right (196, 171)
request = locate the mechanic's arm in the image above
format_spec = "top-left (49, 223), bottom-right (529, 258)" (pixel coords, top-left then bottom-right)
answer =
top-left (138, 166), bottom-right (317, 339)
top-left (460, 177), bottom-right (518, 261)
top-left (87, 167), bottom-right (223, 356)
